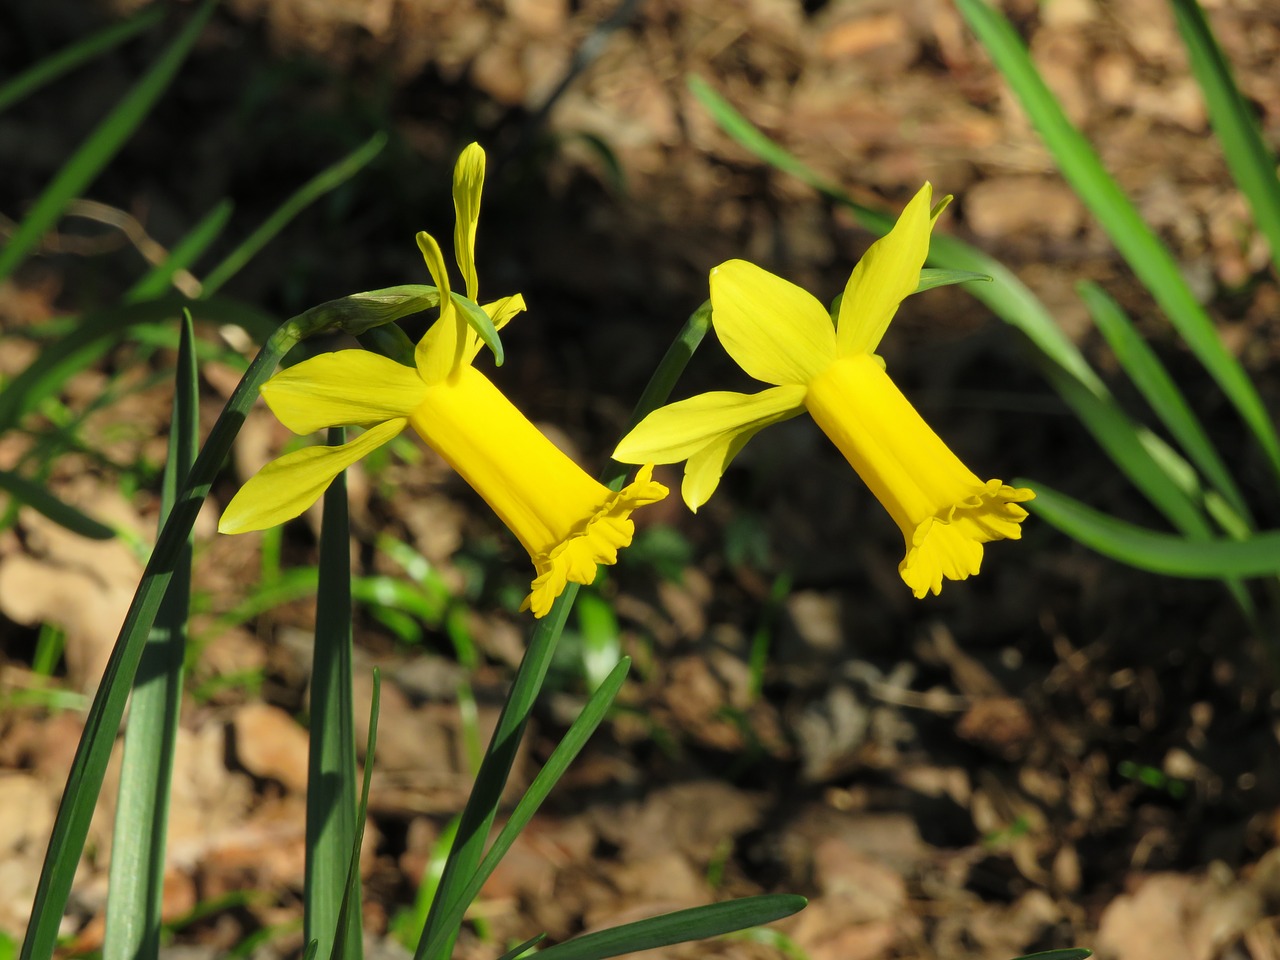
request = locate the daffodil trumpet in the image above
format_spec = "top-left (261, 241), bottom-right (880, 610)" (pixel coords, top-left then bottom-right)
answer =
top-left (220, 143), bottom-right (667, 617)
top-left (614, 183), bottom-right (1032, 598)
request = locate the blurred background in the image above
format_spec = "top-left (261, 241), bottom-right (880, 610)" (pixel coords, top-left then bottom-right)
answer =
top-left (2, 0), bottom-right (1279, 957)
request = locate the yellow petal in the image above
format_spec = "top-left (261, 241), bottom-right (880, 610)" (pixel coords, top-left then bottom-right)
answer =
top-left (415, 230), bottom-right (464, 384)
top-left (260, 350), bottom-right (427, 434)
top-left (709, 260), bottom-right (837, 385)
top-left (614, 386), bottom-right (805, 512)
top-left (218, 419), bottom-right (406, 534)
top-left (835, 183), bottom-right (936, 356)
top-left (681, 428), bottom-right (756, 511)
top-left (464, 293), bottom-right (527, 365)
top-left (453, 143), bottom-right (484, 302)
top-left (613, 386), bottom-right (806, 465)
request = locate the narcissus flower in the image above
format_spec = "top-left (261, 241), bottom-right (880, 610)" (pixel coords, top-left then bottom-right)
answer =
top-left (220, 144), bottom-right (667, 616)
top-left (613, 184), bottom-right (1032, 598)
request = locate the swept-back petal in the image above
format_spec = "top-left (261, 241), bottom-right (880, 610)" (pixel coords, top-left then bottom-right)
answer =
top-left (453, 143), bottom-right (484, 301)
top-left (464, 293), bottom-right (527, 365)
top-left (681, 425), bottom-right (760, 511)
top-left (709, 260), bottom-right (837, 385)
top-left (261, 350), bottom-right (427, 434)
top-left (835, 183), bottom-right (936, 356)
top-left (218, 419), bottom-right (406, 534)
top-left (613, 385), bottom-right (806, 465)
top-left (415, 230), bottom-right (465, 384)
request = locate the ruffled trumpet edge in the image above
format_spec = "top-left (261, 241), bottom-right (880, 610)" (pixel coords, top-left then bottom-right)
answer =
top-left (521, 464), bottom-right (669, 618)
top-left (899, 479), bottom-right (1035, 599)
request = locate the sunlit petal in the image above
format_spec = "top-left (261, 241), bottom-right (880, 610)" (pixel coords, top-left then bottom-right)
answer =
top-left (835, 183), bottom-right (936, 356)
top-left (464, 293), bottom-right (528, 365)
top-left (218, 419), bottom-right (406, 534)
top-left (415, 230), bottom-right (464, 384)
top-left (613, 386), bottom-right (806, 465)
top-left (709, 260), bottom-right (837, 385)
top-left (453, 143), bottom-right (484, 302)
top-left (261, 351), bottom-right (426, 434)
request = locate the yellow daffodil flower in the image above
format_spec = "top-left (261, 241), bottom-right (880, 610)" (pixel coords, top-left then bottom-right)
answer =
top-left (220, 143), bottom-right (668, 617)
top-left (613, 184), bottom-right (1032, 598)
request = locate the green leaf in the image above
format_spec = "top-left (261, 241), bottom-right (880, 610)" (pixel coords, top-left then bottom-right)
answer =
top-left (953, 0), bottom-right (1280, 482)
top-left (914, 268), bottom-right (990, 293)
top-left (328, 670), bottom-right (380, 960)
top-left (0, 6), bottom-right (166, 114)
top-left (449, 292), bottom-right (504, 367)
top-left (493, 934), bottom-right (545, 960)
top-left (416, 660), bottom-right (631, 960)
top-left (1007, 950), bottom-right (1092, 960)
top-left (1171, 0), bottom-right (1280, 277)
top-left (0, 469), bottom-right (114, 540)
top-left (530, 895), bottom-right (808, 960)
top-left (1026, 480), bottom-right (1280, 577)
top-left (0, 296), bottom-right (276, 437)
top-left (125, 199), bottom-right (235, 303)
top-left (201, 132), bottom-right (388, 296)
top-left (0, 0), bottom-right (215, 283)
top-left (102, 313), bottom-right (197, 960)
top-left (306, 428), bottom-right (361, 960)
top-left (1077, 281), bottom-right (1250, 525)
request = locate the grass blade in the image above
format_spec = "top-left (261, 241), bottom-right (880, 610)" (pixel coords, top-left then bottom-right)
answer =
top-left (1077, 281), bottom-right (1250, 525)
top-left (530, 895), bottom-right (808, 960)
top-left (102, 312), bottom-right (197, 960)
top-left (200, 133), bottom-right (388, 296)
top-left (953, 0), bottom-right (1280, 481)
top-left (0, 6), bottom-right (165, 114)
top-left (125, 199), bottom-right (235, 303)
top-left (1171, 0), bottom-right (1280, 275)
top-left (0, 296), bottom-right (277, 437)
top-left (416, 659), bottom-right (631, 960)
top-left (0, 469), bottom-right (114, 539)
top-left (306, 427), bottom-right (361, 960)
top-left (329, 669), bottom-right (380, 960)
top-left (415, 302), bottom-right (713, 960)
top-left (0, 0), bottom-right (215, 283)
top-left (1025, 480), bottom-right (1280, 578)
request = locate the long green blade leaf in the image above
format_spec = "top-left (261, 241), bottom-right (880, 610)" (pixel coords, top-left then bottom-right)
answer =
top-left (125, 199), bottom-right (235, 303)
top-left (0, 6), bottom-right (166, 113)
top-left (306, 427), bottom-right (361, 960)
top-left (953, 0), bottom-right (1280, 480)
top-left (329, 669), bottom-right (380, 960)
top-left (0, 296), bottom-right (276, 436)
top-left (0, 0), bottom-right (215, 283)
top-left (1077, 281), bottom-right (1250, 524)
top-left (531, 895), bottom-right (808, 960)
top-left (102, 312), bottom-right (197, 960)
top-left (417, 659), bottom-right (631, 960)
top-left (0, 469), bottom-right (114, 539)
top-left (1026, 480), bottom-right (1280, 577)
top-left (200, 133), bottom-right (388, 296)
top-left (1170, 0), bottom-right (1280, 276)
